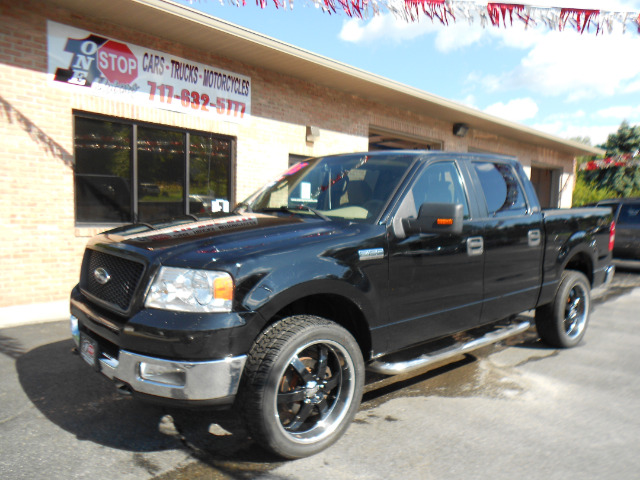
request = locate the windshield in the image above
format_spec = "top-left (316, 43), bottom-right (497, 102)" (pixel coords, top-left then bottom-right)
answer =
top-left (242, 153), bottom-right (416, 223)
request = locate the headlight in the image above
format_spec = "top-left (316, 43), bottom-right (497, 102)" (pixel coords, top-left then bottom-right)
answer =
top-left (145, 267), bottom-right (233, 313)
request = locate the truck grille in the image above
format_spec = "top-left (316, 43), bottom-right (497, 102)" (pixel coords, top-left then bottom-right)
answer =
top-left (81, 249), bottom-right (145, 313)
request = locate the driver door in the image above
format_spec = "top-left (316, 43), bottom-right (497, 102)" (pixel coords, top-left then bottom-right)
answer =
top-left (383, 159), bottom-right (484, 352)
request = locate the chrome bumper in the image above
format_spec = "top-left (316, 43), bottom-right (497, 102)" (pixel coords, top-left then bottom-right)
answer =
top-left (70, 316), bottom-right (246, 401)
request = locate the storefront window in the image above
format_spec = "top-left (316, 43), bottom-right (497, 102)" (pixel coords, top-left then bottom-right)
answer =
top-left (74, 115), bottom-right (233, 225)
top-left (75, 117), bottom-right (132, 223)
top-left (189, 135), bottom-right (231, 214)
top-left (137, 127), bottom-right (185, 222)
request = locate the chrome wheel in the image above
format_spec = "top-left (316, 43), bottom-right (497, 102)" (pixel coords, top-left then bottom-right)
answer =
top-left (239, 316), bottom-right (364, 459)
top-left (564, 283), bottom-right (588, 339)
top-left (535, 270), bottom-right (591, 348)
top-left (275, 340), bottom-right (356, 444)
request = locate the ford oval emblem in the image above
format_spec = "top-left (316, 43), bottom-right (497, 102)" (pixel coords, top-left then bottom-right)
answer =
top-left (94, 267), bottom-right (111, 285)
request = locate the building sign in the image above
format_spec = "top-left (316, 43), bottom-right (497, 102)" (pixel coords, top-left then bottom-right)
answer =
top-left (47, 21), bottom-right (251, 123)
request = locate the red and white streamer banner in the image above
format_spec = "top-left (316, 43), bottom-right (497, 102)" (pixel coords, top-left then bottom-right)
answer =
top-left (210, 0), bottom-right (640, 34)
top-left (386, 2), bottom-right (640, 34)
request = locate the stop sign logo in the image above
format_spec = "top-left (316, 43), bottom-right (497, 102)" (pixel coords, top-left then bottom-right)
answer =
top-left (97, 40), bottom-right (138, 84)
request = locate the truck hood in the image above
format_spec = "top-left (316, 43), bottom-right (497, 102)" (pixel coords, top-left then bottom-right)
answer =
top-left (93, 213), bottom-right (350, 268)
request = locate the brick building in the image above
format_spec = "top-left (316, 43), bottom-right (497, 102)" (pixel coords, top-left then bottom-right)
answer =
top-left (0, 0), bottom-right (601, 323)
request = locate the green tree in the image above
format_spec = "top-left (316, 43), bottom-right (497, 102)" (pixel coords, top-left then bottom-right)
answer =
top-left (572, 123), bottom-right (640, 206)
top-left (601, 120), bottom-right (640, 157)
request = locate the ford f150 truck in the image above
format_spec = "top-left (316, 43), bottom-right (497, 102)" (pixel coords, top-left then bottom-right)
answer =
top-left (70, 151), bottom-right (615, 458)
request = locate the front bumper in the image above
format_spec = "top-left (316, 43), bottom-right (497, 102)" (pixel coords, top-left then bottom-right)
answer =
top-left (71, 315), bottom-right (246, 403)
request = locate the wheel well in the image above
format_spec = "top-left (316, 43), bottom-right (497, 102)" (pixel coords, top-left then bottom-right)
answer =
top-left (565, 253), bottom-right (593, 285)
top-left (270, 294), bottom-right (372, 361)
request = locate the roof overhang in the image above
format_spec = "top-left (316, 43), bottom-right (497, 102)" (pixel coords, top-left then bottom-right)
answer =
top-left (47, 0), bottom-right (604, 157)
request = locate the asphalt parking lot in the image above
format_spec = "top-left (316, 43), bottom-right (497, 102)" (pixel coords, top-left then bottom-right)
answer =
top-left (1, 263), bottom-right (639, 480)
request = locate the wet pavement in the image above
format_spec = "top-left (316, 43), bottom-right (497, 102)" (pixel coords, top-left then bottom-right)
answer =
top-left (1, 264), bottom-right (639, 479)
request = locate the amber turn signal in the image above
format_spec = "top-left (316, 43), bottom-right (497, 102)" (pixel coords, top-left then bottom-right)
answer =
top-left (436, 218), bottom-right (454, 226)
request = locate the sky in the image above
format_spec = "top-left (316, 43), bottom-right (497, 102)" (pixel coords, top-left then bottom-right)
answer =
top-left (175, 0), bottom-right (640, 146)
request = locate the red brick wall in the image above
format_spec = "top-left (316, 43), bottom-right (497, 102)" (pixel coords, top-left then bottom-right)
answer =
top-left (0, 0), bottom-right (575, 308)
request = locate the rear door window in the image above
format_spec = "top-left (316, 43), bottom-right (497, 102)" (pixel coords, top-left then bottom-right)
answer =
top-left (472, 161), bottom-right (527, 217)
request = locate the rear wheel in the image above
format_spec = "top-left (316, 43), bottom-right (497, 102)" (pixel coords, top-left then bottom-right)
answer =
top-left (238, 315), bottom-right (364, 459)
top-left (535, 270), bottom-right (591, 348)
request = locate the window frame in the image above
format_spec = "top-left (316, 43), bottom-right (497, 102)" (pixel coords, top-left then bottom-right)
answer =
top-left (73, 111), bottom-right (235, 227)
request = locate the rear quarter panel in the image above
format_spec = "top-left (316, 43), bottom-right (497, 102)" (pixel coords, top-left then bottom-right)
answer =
top-left (538, 207), bottom-right (613, 306)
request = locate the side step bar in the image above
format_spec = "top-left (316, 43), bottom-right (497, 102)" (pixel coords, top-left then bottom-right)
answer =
top-left (367, 320), bottom-right (531, 376)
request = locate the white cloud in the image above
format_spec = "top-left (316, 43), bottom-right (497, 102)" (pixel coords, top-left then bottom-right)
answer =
top-left (597, 105), bottom-right (640, 119)
top-left (528, 106), bottom-right (640, 146)
top-left (478, 30), bottom-right (640, 101)
top-left (624, 80), bottom-right (640, 93)
top-left (458, 94), bottom-right (478, 109)
top-left (532, 121), bottom-right (618, 145)
top-left (484, 98), bottom-right (539, 121)
top-left (340, 14), bottom-right (495, 52)
top-left (431, 22), bottom-right (487, 52)
top-left (545, 110), bottom-right (587, 121)
top-left (339, 15), bottom-right (439, 45)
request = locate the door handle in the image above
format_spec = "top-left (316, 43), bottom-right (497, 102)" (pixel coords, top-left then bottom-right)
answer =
top-left (467, 236), bottom-right (484, 256)
top-left (528, 229), bottom-right (542, 247)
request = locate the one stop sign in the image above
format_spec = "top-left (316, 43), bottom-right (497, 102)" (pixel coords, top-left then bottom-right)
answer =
top-left (97, 40), bottom-right (138, 84)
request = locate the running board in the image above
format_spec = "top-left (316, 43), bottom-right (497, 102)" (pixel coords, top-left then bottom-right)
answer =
top-left (367, 320), bottom-right (531, 376)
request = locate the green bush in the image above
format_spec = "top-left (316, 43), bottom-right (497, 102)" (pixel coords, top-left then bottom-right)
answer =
top-left (573, 165), bottom-right (640, 206)
top-left (572, 176), bottom-right (619, 206)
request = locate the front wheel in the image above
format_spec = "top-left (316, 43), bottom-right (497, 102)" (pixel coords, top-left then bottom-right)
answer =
top-left (535, 270), bottom-right (591, 348)
top-left (238, 315), bottom-right (364, 459)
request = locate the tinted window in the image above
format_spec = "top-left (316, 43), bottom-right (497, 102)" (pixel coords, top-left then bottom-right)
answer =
top-left (618, 203), bottom-right (640, 225)
top-left (410, 161), bottom-right (470, 218)
top-left (473, 161), bottom-right (527, 217)
top-left (74, 115), bottom-right (233, 224)
top-left (75, 117), bottom-right (132, 223)
top-left (190, 135), bottom-right (232, 215)
top-left (137, 127), bottom-right (184, 222)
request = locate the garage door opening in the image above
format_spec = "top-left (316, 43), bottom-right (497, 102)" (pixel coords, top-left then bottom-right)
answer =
top-left (530, 166), bottom-right (560, 208)
top-left (369, 127), bottom-right (442, 151)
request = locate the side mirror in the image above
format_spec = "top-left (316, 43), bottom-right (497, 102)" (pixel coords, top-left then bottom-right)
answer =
top-left (402, 202), bottom-right (464, 235)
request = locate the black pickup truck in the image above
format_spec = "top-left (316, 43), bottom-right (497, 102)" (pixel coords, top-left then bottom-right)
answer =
top-left (70, 151), bottom-right (615, 458)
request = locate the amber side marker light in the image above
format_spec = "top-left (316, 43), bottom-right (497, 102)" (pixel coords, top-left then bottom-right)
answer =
top-left (437, 218), bottom-right (454, 226)
top-left (214, 275), bottom-right (234, 301)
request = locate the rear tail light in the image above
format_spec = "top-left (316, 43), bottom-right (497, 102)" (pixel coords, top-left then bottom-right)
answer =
top-left (609, 221), bottom-right (616, 251)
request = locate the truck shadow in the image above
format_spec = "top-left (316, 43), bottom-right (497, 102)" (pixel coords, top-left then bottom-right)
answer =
top-left (15, 338), bottom-right (281, 471)
top-left (14, 329), bottom-right (556, 474)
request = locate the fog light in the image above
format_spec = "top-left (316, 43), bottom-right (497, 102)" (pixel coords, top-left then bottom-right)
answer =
top-left (139, 362), bottom-right (186, 386)
top-left (70, 315), bottom-right (80, 347)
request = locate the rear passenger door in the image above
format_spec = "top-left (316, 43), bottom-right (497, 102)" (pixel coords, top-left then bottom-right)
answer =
top-left (469, 160), bottom-right (544, 323)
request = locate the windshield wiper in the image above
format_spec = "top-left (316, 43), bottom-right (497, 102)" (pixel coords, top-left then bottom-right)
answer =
top-left (259, 205), bottom-right (331, 221)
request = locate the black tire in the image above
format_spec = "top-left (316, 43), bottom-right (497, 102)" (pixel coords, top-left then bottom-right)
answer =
top-left (535, 270), bottom-right (591, 348)
top-left (238, 315), bottom-right (364, 459)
